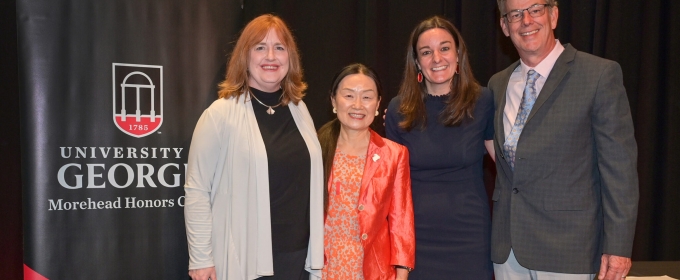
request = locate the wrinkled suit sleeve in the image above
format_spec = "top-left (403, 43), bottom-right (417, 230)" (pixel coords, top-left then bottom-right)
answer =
top-left (388, 145), bottom-right (415, 269)
top-left (592, 62), bottom-right (639, 257)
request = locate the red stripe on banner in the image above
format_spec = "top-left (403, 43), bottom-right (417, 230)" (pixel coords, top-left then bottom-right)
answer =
top-left (23, 264), bottom-right (48, 280)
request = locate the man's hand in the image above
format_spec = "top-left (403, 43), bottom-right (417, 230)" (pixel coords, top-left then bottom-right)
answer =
top-left (598, 254), bottom-right (631, 280)
top-left (189, 266), bottom-right (216, 280)
top-left (382, 108), bottom-right (387, 126)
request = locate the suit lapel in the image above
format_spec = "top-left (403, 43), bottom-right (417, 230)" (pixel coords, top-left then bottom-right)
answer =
top-left (526, 44), bottom-right (577, 122)
top-left (495, 61), bottom-right (520, 146)
top-left (360, 131), bottom-right (384, 200)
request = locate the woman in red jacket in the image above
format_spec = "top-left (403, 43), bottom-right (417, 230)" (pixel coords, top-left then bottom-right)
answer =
top-left (317, 63), bottom-right (415, 280)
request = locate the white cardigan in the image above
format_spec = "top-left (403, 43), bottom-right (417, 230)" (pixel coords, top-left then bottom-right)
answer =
top-left (184, 95), bottom-right (324, 280)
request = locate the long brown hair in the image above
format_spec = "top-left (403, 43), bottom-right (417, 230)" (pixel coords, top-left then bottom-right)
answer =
top-left (217, 14), bottom-right (307, 105)
top-left (317, 63), bottom-right (383, 214)
top-left (397, 16), bottom-right (481, 130)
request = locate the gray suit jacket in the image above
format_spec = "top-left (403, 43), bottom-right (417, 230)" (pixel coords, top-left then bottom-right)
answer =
top-left (488, 44), bottom-right (639, 273)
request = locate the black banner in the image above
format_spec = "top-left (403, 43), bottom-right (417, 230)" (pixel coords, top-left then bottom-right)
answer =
top-left (18, 0), bottom-right (241, 278)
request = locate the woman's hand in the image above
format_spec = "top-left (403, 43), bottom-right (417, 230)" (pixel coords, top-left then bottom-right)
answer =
top-left (395, 267), bottom-right (409, 280)
top-left (189, 267), bottom-right (216, 280)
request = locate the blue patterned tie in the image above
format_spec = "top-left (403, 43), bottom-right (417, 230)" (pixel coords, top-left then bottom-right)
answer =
top-left (504, 69), bottom-right (540, 170)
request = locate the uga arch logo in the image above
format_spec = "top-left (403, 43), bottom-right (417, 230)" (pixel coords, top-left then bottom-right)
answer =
top-left (112, 63), bottom-right (163, 137)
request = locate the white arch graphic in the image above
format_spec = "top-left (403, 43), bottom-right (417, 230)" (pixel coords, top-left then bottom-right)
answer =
top-left (112, 63), bottom-right (163, 138)
top-left (120, 71), bottom-right (156, 122)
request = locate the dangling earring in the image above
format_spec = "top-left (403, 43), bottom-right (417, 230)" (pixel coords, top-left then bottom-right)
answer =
top-left (417, 71), bottom-right (423, 83)
top-left (332, 107), bottom-right (337, 114)
top-left (455, 63), bottom-right (459, 75)
top-left (375, 110), bottom-right (379, 117)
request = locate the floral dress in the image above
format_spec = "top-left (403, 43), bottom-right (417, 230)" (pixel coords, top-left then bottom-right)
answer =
top-left (321, 150), bottom-right (366, 280)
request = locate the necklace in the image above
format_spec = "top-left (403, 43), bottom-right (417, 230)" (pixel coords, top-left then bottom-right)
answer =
top-left (249, 91), bottom-right (283, 115)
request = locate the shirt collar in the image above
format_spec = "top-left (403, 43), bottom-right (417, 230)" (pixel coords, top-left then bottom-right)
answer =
top-left (519, 39), bottom-right (565, 80)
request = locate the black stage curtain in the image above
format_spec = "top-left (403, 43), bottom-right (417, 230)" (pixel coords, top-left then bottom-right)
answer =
top-left (242, 0), bottom-right (680, 261)
top-left (1, 0), bottom-right (22, 278)
top-left (1, 0), bottom-right (678, 277)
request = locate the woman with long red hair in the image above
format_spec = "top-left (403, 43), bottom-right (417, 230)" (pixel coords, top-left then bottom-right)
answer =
top-left (184, 14), bottom-right (324, 280)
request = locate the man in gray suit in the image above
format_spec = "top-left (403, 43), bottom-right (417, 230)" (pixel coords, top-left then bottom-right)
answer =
top-left (488, 0), bottom-right (639, 279)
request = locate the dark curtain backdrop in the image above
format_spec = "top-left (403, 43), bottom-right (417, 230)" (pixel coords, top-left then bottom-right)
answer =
top-left (1, 0), bottom-right (678, 277)
top-left (241, 0), bottom-right (680, 262)
top-left (1, 0), bottom-right (22, 278)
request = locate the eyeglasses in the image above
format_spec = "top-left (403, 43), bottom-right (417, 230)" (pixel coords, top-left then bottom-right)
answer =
top-left (503, 4), bottom-right (551, 23)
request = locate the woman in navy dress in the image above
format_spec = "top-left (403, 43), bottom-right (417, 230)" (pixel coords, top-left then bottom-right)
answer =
top-left (385, 16), bottom-right (495, 280)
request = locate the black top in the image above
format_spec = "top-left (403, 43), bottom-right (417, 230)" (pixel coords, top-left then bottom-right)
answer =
top-left (250, 87), bottom-right (311, 253)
